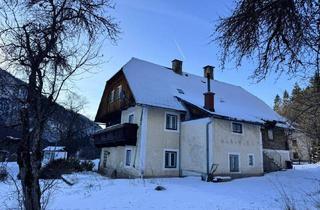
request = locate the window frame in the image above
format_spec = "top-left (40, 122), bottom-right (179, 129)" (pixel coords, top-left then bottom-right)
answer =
top-left (128, 113), bottom-right (134, 124)
top-left (248, 154), bottom-right (254, 167)
top-left (109, 90), bottom-right (115, 103)
top-left (231, 122), bottom-right (243, 135)
top-left (228, 153), bottom-right (241, 173)
top-left (267, 129), bottom-right (274, 141)
top-left (114, 85), bottom-right (122, 101)
top-left (176, 88), bottom-right (184, 94)
top-left (124, 148), bottom-right (132, 167)
top-left (292, 140), bottom-right (298, 146)
top-left (163, 149), bottom-right (179, 170)
top-left (102, 150), bottom-right (109, 168)
top-left (164, 112), bottom-right (179, 132)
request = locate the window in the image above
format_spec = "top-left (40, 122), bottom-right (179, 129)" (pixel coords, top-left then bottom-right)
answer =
top-left (103, 150), bottom-right (109, 168)
top-left (165, 150), bottom-right (177, 168)
top-left (292, 140), bottom-right (298, 146)
top-left (125, 149), bottom-right (132, 166)
top-left (165, 114), bottom-right (178, 130)
top-left (248, 154), bottom-right (254, 166)
top-left (176, 88), bottom-right (184, 94)
top-left (232, 122), bottom-right (243, 134)
top-left (268, 129), bottom-right (274, 140)
top-left (229, 154), bottom-right (240, 172)
top-left (109, 90), bottom-right (115, 103)
top-left (114, 85), bottom-right (122, 100)
top-left (128, 114), bottom-right (134, 123)
top-left (45, 152), bottom-right (55, 161)
top-left (44, 152), bottom-right (51, 160)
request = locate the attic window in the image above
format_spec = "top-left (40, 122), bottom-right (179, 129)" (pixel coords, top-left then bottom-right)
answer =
top-left (177, 89), bottom-right (184, 94)
top-left (268, 129), bottom-right (274, 140)
top-left (232, 122), bottom-right (243, 134)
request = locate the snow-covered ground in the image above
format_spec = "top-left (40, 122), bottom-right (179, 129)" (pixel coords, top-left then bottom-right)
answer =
top-left (1, 163), bottom-right (319, 210)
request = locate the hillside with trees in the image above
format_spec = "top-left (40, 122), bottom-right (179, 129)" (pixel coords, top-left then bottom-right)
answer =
top-left (0, 69), bottom-right (101, 160)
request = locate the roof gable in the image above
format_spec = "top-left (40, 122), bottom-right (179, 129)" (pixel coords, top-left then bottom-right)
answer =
top-left (95, 70), bottom-right (135, 123)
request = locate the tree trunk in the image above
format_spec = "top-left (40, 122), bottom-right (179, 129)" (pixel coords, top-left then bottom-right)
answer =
top-left (17, 108), bottom-right (42, 210)
top-left (17, 155), bottom-right (41, 210)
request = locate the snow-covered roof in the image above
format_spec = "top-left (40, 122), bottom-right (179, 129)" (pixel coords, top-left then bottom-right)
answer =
top-left (122, 58), bottom-right (286, 124)
top-left (43, 146), bottom-right (65, 152)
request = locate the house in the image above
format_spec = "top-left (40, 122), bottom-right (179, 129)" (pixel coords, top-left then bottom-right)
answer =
top-left (288, 130), bottom-right (312, 163)
top-left (93, 58), bottom-right (291, 178)
top-left (42, 146), bottom-right (67, 164)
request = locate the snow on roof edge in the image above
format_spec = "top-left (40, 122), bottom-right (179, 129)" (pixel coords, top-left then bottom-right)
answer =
top-left (121, 57), bottom-right (287, 126)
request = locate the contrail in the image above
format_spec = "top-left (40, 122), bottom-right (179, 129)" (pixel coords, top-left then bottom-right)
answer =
top-left (174, 39), bottom-right (186, 60)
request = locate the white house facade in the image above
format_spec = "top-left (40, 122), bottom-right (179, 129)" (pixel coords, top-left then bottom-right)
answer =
top-left (93, 58), bottom-right (291, 178)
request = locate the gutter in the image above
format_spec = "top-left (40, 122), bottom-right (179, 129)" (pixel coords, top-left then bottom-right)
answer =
top-left (206, 117), bottom-right (214, 176)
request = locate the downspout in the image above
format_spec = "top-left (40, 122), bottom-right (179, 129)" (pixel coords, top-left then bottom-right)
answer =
top-left (178, 118), bottom-right (182, 177)
top-left (206, 117), bottom-right (214, 176)
top-left (139, 105), bottom-right (148, 178)
top-left (130, 106), bottom-right (145, 177)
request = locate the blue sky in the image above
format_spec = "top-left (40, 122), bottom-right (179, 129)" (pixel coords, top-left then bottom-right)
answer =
top-left (75, 0), bottom-right (298, 119)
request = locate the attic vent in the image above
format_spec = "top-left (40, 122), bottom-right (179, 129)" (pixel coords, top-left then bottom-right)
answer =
top-left (177, 89), bottom-right (184, 94)
top-left (201, 80), bottom-right (206, 83)
top-left (185, 73), bottom-right (189, 77)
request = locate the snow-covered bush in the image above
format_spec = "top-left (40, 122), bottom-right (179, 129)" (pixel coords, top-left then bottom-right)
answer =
top-left (40, 158), bottom-right (82, 179)
top-left (80, 160), bottom-right (95, 172)
top-left (40, 159), bottom-right (95, 179)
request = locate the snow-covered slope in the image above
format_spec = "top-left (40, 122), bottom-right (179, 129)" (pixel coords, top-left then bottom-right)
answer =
top-left (123, 58), bottom-right (285, 124)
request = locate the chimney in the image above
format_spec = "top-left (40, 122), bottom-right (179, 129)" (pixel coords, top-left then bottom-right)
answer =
top-left (203, 65), bottom-right (214, 80)
top-left (204, 92), bottom-right (215, 112)
top-left (203, 65), bottom-right (215, 112)
top-left (172, 59), bottom-right (183, 75)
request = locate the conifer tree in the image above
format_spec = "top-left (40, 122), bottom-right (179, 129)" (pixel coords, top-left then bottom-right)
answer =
top-left (273, 94), bottom-right (281, 112)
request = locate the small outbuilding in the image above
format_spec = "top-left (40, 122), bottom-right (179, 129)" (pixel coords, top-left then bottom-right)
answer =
top-left (43, 146), bottom-right (67, 164)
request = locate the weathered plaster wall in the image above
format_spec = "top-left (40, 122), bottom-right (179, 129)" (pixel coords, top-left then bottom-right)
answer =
top-left (144, 107), bottom-right (181, 177)
top-left (288, 131), bottom-right (311, 162)
top-left (181, 118), bottom-right (264, 177)
top-left (180, 118), bottom-right (210, 175)
top-left (213, 119), bottom-right (264, 176)
top-left (100, 106), bottom-right (182, 177)
top-left (99, 105), bottom-right (143, 177)
top-left (100, 146), bottom-right (140, 177)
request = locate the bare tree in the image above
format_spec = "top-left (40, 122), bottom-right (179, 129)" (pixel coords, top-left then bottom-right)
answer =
top-left (215, 0), bottom-right (320, 81)
top-left (216, 1), bottom-right (320, 162)
top-left (0, 1), bottom-right (119, 209)
top-left (53, 92), bottom-right (98, 158)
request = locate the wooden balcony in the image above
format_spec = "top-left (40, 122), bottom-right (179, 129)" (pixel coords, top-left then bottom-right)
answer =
top-left (92, 123), bottom-right (138, 148)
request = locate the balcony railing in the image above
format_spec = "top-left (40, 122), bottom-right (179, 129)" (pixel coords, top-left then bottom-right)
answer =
top-left (92, 123), bottom-right (138, 148)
